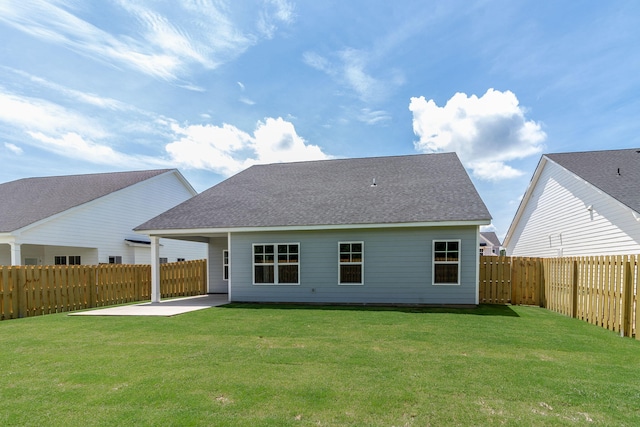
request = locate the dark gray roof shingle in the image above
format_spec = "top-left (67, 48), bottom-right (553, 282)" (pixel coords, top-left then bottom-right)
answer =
top-left (480, 231), bottom-right (501, 247)
top-left (0, 169), bottom-right (173, 232)
top-left (546, 148), bottom-right (640, 213)
top-left (136, 153), bottom-right (491, 231)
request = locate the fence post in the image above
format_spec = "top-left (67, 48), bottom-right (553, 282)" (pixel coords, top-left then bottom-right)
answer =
top-left (622, 256), bottom-right (634, 337)
top-left (511, 258), bottom-right (518, 305)
top-left (10, 267), bottom-right (19, 319)
top-left (89, 266), bottom-right (97, 308)
top-left (571, 260), bottom-right (578, 318)
top-left (537, 259), bottom-right (545, 307)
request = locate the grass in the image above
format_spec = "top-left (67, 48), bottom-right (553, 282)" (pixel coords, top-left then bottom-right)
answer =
top-left (1, 304), bottom-right (640, 426)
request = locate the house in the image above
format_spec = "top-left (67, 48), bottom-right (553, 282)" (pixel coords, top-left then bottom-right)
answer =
top-left (504, 148), bottom-right (640, 257)
top-left (0, 169), bottom-right (206, 266)
top-left (136, 153), bottom-right (492, 305)
top-left (479, 232), bottom-right (502, 256)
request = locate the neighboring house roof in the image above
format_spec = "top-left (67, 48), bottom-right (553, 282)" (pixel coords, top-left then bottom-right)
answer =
top-left (137, 153), bottom-right (491, 231)
top-left (503, 148), bottom-right (640, 249)
top-left (480, 232), bottom-right (501, 247)
top-left (546, 148), bottom-right (640, 213)
top-left (0, 169), bottom-right (176, 233)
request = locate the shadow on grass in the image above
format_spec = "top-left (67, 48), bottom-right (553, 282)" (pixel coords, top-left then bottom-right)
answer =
top-left (221, 303), bottom-right (520, 317)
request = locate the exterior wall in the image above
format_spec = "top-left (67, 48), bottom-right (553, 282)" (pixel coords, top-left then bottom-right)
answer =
top-left (6, 172), bottom-right (206, 265)
top-left (507, 161), bottom-right (640, 257)
top-left (228, 226), bottom-right (479, 305)
top-left (0, 245), bottom-right (9, 265)
top-left (208, 237), bottom-right (228, 293)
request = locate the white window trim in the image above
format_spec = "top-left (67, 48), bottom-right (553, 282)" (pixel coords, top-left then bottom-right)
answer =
top-left (222, 249), bottom-right (229, 281)
top-left (432, 239), bottom-right (461, 286)
top-left (338, 241), bottom-right (364, 285)
top-left (252, 243), bottom-right (300, 285)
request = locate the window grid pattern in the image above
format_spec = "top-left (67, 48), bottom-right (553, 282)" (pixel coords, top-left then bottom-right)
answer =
top-left (223, 250), bottom-right (229, 281)
top-left (433, 241), bottom-right (460, 284)
top-left (253, 244), bottom-right (299, 284)
top-left (339, 242), bottom-right (363, 284)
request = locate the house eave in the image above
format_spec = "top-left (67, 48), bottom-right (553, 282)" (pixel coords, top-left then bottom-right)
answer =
top-left (503, 156), bottom-right (549, 248)
top-left (138, 219), bottom-right (491, 237)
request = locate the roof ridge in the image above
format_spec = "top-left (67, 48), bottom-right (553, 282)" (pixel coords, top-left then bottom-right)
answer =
top-left (251, 152), bottom-right (458, 168)
top-left (6, 168), bottom-right (174, 183)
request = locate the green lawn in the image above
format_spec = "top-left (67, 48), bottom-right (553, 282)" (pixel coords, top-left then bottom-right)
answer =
top-left (1, 304), bottom-right (639, 426)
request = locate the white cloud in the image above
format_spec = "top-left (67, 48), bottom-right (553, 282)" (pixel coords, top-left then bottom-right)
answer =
top-left (4, 142), bottom-right (23, 155)
top-left (0, 1), bottom-right (293, 83)
top-left (0, 90), bottom-right (106, 139)
top-left (2, 66), bottom-right (135, 111)
top-left (480, 224), bottom-right (497, 232)
top-left (409, 89), bottom-right (546, 181)
top-left (257, 0), bottom-right (295, 38)
top-left (303, 48), bottom-right (399, 104)
top-left (27, 131), bottom-right (168, 168)
top-left (166, 117), bottom-right (331, 176)
top-left (358, 108), bottom-right (391, 125)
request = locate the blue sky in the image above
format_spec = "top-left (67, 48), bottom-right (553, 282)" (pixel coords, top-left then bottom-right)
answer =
top-left (1, 1), bottom-right (639, 238)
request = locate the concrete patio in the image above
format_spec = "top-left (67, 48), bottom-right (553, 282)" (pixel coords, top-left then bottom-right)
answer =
top-left (69, 294), bottom-right (229, 317)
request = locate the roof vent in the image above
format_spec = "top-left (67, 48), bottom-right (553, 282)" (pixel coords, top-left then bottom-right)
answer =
top-left (617, 168), bottom-right (621, 176)
top-left (370, 178), bottom-right (377, 187)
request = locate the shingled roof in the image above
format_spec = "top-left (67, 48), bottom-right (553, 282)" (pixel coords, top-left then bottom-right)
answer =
top-left (0, 169), bottom-right (173, 233)
top-left (546, 148), bottom-right (640, 213)
top-left (480, 231), bottom-right (501, 247)
top-left (136, 153), bottom-right (491, 231)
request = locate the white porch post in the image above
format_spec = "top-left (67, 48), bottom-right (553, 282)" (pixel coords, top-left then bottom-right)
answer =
top-left (227, 232), bottom-right (232, 301)
top-left (150, 236), bottom-right (161, 303)
top-left (10, 241), bottom-right (22, 266)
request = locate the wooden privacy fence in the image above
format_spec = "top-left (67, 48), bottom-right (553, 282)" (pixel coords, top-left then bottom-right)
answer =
top-left (479, 255), bottom-right (640, 339)
top-left (479, 256), bottom-right (543, 306)
top-left (0, 259), bottom-right (207, 320)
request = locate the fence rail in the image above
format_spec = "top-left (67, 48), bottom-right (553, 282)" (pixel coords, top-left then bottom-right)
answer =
top-left (479, 255), bottom-right (639, 339)
top-left (0, 260), bottom-right (206, 320)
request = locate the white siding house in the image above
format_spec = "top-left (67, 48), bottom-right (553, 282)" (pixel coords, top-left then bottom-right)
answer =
top-left (136, 153), bottom-right (492, 305)
top-left (0, 169), bottom-right (206, 265)
top-left (504, 149), bottom-right (640, 257)
top-left (479, 232), bottom-right (502, 256)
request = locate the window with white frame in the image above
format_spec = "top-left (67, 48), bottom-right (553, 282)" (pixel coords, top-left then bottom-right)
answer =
top-left (223, 250), bottom-right (229, 281)
top-left (54, 256), bottom-right (67, 265)
top-left (108, 256), bottom-right (122, 264)
top-left (69, 256), bottom-right (81, 265)
top-left (339, 242), bottom-right (363, 284)
top-left (253, 244), bottom-right (299, 284)
top-left (433, 240), bottom-right (460, 285)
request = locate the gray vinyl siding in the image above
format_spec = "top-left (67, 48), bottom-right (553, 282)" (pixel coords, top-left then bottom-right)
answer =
top-left (228, 226), bottom-right (479, 305)
top-left (207, 237), bottom-right (228, 293)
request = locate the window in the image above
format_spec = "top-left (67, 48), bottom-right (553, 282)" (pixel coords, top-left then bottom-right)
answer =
top-left (339, 242), bottom-right (363, 284)
top-left (433, 241), bottom-right (460, 285)
top-left (108, 256), bottom-right (122, 264)
top-left (222, 250), bottom-right (229, 281)
top-left (159, 258), bottom-right (168, 264)
top-left (253, 243), bottom-right (299, 285)
top-left (54, 256), bottom-right (67, 265)
top-left (69, 256), bottom-right (81, 265)
top-left (177, 258), bottom-right (186, 262)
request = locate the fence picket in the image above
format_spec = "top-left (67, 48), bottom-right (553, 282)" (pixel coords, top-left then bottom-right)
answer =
top-left (0, 260), bottom-right (207, 320)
